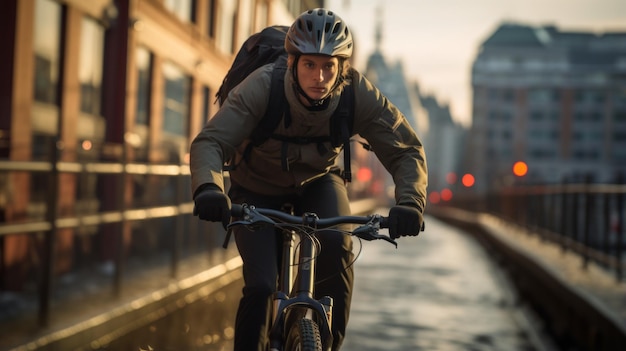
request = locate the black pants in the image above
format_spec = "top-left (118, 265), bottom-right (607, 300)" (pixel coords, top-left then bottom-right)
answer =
top-left (228, 173), bottom-right (354, 351)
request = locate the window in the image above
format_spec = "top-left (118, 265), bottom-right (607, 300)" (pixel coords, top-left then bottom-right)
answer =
top-left (528, 88), bottom-right (559, 105)
top-left (614, 131), bottom-right (626, 141)
top-left (135, 48), bottom-right (151, 126)
top-left (549, 111), bottom-right (560, 121)
top-left (217, 1), bottom-right (237, 54)
top-left (162, 62), bottom-right (190, 137)
top-left (528, 129), bottom-right (559, 141)
top-left (613, 149), bottom-right (626, 163)
top-left (614, 111), bottom-right (626, 123)
top-left (530, 111), bottom-right (543, 121)
top-left (207, 0), bottom-right (216, 38)
top-left (574, 111), bottom-right (605, 123)
top-left (32, 0), bottom-right (62, 162)
top-left (528, 148), bottom-right (557, 159)
top-left (487, 110), bottom-right (512, 122)
top-left (572, 149), bottom-right (600, 160)
top-left (614, 88), bottom-right (626, 107)
top-left (33, 0), bottom-right (61, 105)
top-left (237, 0), bottom-right (254, 46)
top-left (574, 89), bottom-right (606, 105)
top-left (488, 89), bottom-right (499, 101)
top-left (572, 129), bottom-right (603, 142)
top-left (589, 112), bottom-right (603, 122)
top-left (254, 1), bottom-right (268, 32)
top-left (79, 17), bottom-right (105, 117)
top-left (164, 0), bottom-right (193, 22)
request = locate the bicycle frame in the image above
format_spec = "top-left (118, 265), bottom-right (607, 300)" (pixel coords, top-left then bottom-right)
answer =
top-left (268, 212), bottom-right (334, 351)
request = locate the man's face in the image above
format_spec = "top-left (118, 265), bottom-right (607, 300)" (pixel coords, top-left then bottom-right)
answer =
top-left (296, 54), bottom-right (339, 103)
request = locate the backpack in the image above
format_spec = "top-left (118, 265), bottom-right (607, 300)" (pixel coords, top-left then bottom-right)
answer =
top-left (215, 25), bottom-right (356, 182)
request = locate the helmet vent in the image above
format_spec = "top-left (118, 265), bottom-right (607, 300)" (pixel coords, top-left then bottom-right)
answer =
top-left (306, 20), bottom-right (313, 31)
top-left (332, 23), bottom-right (341, 35)
top-left (325, 23), bottom-right (331, 33)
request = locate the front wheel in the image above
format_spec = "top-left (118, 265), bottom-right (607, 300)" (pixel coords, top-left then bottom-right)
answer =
top-left (284, 318), bottom-right (322, 351)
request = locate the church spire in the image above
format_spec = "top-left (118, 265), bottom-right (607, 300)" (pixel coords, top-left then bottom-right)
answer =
top-left (375, 5), bottom-right (383, 51)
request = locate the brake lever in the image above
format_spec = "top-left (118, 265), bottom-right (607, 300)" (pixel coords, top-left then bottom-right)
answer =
top-left (352, 224), bottom-right (397, 249)
top-left (227, 205), bottom-right (276, 229)
top-left (222, 205), bottom-right (277, 249)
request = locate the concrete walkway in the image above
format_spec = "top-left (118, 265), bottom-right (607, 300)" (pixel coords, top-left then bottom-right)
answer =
top-left (343, 211), bottom-right (553, 351)
top-left (429, 206), bottom-right (626, 350)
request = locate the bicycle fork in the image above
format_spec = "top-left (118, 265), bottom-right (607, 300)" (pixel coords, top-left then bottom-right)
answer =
top-left (268, 230), bottom-right (334, 351)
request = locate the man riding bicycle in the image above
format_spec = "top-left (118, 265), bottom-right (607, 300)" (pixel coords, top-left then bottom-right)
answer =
top-left (191, 8), bottom-right (428, 351)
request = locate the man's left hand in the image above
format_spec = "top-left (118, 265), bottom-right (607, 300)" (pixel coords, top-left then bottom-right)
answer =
top-left (388, 205), bottom-right (424, 239)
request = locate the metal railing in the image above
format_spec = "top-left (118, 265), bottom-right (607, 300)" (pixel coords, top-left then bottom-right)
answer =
top-left (0, 142), bottom-right (224, 329)
top-left (0, 142), bottom-right (381, 333)
top-left (448, 181), bottom-right (626, 282)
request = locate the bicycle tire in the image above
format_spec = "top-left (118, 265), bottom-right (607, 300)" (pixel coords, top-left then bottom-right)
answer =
top-left (284, 318), bottom-right (322, 351)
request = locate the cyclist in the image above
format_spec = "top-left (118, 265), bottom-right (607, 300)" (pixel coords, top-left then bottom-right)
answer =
top-left (191, 8), bottom-right (427, 351)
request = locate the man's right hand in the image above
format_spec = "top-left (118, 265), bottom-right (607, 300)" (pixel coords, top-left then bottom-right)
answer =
top-left (193, 184), bottom-right (231, 229)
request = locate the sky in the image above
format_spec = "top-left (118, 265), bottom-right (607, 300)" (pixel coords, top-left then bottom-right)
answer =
top-left (326, 0), bottom-right (626, 127)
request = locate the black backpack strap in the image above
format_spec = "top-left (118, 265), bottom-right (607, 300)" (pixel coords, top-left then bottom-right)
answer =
top-left (227, 58), bottom-right (288, 172)
top-left (330, 84), bottom-right (355, 182)
top-left (250, 56), bottom-right (288, 147)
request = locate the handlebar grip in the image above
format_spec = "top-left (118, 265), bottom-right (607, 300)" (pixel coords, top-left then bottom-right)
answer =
top-left (379, 216), bottom-right (389, 229)
top-left (230, 204), bottom-right (244, 217)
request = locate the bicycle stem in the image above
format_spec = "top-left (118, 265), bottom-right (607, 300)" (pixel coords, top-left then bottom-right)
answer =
top-left (278, 231), bottom-right (294, 294)
top-left (294, 231), bottom-right (316, 297)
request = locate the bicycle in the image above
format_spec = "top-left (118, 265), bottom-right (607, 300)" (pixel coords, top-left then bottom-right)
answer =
top-left (223, 203), bottom-right (397, 351)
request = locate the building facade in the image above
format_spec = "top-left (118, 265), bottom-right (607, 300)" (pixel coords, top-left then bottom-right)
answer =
top-left (360, 14), bottom-right (430, 203)
top-left (469, 23), bottom-right (626, 193)
top-left (0, 0), bottom-right (321, 296)
top-left (416, 85), bottom-right (467, 203)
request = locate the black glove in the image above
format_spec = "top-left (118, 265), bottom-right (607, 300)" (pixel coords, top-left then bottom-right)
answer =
top-left (388, 204), bottom-right (424, 239)
top-left (193, 184), bottom-right (231, 229)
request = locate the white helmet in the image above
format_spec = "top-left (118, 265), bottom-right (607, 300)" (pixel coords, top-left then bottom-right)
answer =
top-left (285, 8), bottom-right (353, 58)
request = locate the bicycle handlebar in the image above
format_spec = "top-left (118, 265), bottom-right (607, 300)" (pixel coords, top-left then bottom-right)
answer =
top-left (224, 203), bottom-right (396, 248)
top-left (230, 204), bottom-right (389, 228)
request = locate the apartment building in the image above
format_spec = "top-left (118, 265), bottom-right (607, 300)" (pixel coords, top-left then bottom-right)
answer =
top-left (469, 23), bottom-right (626, 193)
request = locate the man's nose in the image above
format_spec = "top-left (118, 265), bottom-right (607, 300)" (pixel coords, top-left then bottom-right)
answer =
top-left (315, 69), bottom-right (324, 82)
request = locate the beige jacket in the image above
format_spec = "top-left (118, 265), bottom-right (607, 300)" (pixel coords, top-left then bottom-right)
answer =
top-left (190, 63), bottom-right (428, 211)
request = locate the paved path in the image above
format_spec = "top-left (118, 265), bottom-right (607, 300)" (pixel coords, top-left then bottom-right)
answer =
top-left (342, 213), bottom-right (550, 351)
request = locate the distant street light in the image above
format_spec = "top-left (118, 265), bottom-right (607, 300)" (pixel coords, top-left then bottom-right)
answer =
top-left (461, 173), bottom-right (475, 187)
top-left (441, 188), bottom-right (453, 201)
top-left (429, 191), bottom-right (441, 204)
top-left (513, 161), bottom-right (528, 177)
top-left (446, 172), bottom-right (457, 185)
